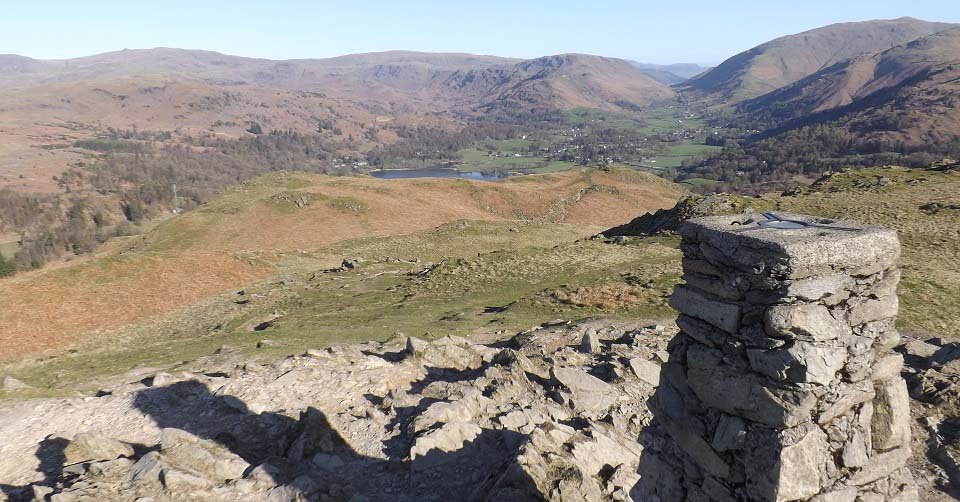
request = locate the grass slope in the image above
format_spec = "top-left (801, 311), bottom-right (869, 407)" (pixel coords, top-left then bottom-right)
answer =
top-left (0, 168), bottom-right (682, 361)
top-left (3, 165), bottom-right (957, 398)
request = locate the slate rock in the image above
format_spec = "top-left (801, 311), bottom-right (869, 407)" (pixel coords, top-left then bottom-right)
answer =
top-left (764, 304), bottom-right (850, 342)
top-left (580, 331), bottom-right (600, 354)
top-left (629, 357), bottom-right (661, 387)
top-left (551, 367), bottom-right (617, 413)
top-left (872, 378), bottom-right (911, 451)
top-left (127, 451), bottom-right (163, 484)
top-left (669, 286), bottom-right (741, 334)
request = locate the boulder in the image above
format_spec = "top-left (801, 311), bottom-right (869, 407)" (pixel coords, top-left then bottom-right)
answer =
top-left (161, 468), bottom-right (211, 491)
top-left (569, 429), bottom-right (642, 477)
top-left (311, 453), bottom-right (346, 471)
top-left (88, 457), bottom-right (133, 479)
top-left (409, 421), bottom-right (482, 464)
top-left (903, 339), bottom-right (939, 359)
top-left (412, 400), bottom-right (475, 433)
top-left (160, 428), bottom-right (249, 482)
top-left (498, 410), bottom-right (530, 432)
top-left (64, 432), bottom-right (135, 465)
top-left (1, 376), bottom-right (30, 391)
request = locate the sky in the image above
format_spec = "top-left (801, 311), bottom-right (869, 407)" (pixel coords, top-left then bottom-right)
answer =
top-left (2, 1), bottom-right (959, 65)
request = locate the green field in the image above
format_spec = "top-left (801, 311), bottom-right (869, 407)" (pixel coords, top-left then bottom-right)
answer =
top-left (561, 105), bottom-right (707, 135)
top-left (677, 177), bottom-right (721, 188)
top-left (637, 106), bottom-right (707, 135)
top-left (478, 137), bottom-right (532, 152)
top-left (642, 143), bottom-right (722, 168)
top-left (563, 107), bottom-right (649, 129)
top-left (456, 147), bottom-right (579, 173)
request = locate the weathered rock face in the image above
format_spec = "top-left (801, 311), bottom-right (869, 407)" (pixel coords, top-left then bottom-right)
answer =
top-left (638, 212), bottom-right (917, 501)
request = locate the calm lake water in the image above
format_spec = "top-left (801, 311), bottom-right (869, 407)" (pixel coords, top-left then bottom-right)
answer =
top-left (370, 167), bottom-right (515, 181)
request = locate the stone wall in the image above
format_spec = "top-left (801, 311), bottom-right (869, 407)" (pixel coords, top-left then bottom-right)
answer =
top-left (637, 212), bottom-right (916, 501)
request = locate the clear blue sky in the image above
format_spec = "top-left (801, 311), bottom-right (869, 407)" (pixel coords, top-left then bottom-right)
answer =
top-left (3, 0), bottom-right (958, 64)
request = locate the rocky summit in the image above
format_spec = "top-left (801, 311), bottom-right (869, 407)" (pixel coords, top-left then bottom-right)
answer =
top-left (0, 321), bottom-right (676, 501)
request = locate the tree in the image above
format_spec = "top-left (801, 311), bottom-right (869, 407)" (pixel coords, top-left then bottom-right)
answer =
top-left (123, 199), bottom-right (145, 223)
top-left (246, 122), bottom-right (263, 135)
top-left (92, 210), bottom-right (107, 228)
top-left (0, 253), bottom-right (15, 277)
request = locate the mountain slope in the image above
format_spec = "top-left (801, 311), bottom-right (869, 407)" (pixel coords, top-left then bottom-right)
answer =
top-left (739, 28), bottom-right (960, 144)
top-left (681, 17), bottom-right (956, 106)
top-left (443, 54), bottom-right (676, 115)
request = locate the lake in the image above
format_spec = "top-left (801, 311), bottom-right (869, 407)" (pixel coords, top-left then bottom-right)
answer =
top-left (370, 167), bottom-right (515, 181)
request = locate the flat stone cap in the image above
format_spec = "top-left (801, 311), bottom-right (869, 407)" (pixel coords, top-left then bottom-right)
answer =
top-left (679, 212), bottom-right (900, 278)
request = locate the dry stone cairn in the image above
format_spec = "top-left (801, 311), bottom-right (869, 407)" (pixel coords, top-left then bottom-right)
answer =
top-left (639, 212), bottom-right (916, 501)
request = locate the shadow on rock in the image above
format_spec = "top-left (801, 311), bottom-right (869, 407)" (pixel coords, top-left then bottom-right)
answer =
top-left (0, 436), bottom-right (69, 501)
top-left (29, 368), bottom-right (545, 501)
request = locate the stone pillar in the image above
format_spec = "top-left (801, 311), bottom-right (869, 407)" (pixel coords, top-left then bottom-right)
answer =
top-left (639, 212), bottom-right (916, 501)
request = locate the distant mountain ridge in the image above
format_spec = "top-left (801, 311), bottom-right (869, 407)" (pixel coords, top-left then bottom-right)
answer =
top-left (0, 48), bottom-right (675, 114)
top-left (629, 62), bottom-right (711, 85)
top-left (680, 17), bottom-right (957, 106)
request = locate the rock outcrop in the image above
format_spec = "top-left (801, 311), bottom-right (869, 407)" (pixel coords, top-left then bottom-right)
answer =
top-left (637, 212), bottom-right (916, 501)
top-left (602, 194), bottom-right (773, 237)
top-left (0, 322), bottom-right (674, 501)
